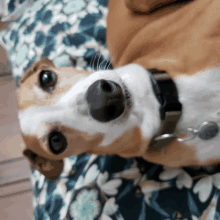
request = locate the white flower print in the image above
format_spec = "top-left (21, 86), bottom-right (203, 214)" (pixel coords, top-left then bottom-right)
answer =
top-left (176, 171), bottom-right (193, 190)
top-left (159, 167), bottom-right (193, 189)
top-left (31, 169), bottom-right (44, 188)
top-left (113, 161), bottom-right (141, 185)
top-left (75, 175), bottom-right (85, 190)
top-left (70, 189), bottom-right (101, 220)
top-left (83, 155), bottom-right (98, 172)
top-left (159, 167), bottom-right (182, 180)
top-left (193, 176), bottom-right (213, 203)
top-left (38, 183), bottom-right (48, 205)
top-left (97, 172), bottom-right (122, 196)
top-left (84, 164), bottom-right (100, 185)
top-left (63, 0), bottom-right (86, 14)
top-left (141, 179), bottom-right (171, 204)
top-left (100, 197), bottom-right (119, 220)
top-left (100, 215), bottom-right (112, 220)
top-left (38, 173), bottom-right (45, 189)
top-left (199, 194), bottom-right (218, 220)
top-left (32, 196), bottom-right (38, 212)
top-left (54, 182), bottom-right (67, 199)
top-left (60, 191), bottom-right (74, 219)
top-left (212, 173), bottom-right (220, 189)
top-left (60, 157), bottom-right (77, 177)
top-left (75, 164), bottom-right (100, 190)
top-left (87, 0), bottom-right (99, 14)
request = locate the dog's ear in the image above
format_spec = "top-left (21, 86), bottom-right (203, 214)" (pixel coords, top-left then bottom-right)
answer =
top-left (18, 58), bottom-right (55, 87)
top-left (125, 0), bottom-right (182, 12)
top-left (23, 149), bottom-right (64, 180)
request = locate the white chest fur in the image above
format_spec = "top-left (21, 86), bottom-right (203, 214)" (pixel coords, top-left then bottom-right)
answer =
top-left (175, 67), bottom-right (220, 162)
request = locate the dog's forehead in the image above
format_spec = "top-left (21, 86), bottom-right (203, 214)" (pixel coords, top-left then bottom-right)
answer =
top-left (18, 67), bottom-right (89, 111)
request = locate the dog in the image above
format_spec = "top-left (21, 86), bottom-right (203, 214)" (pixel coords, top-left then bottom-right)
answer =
top-left (18, 0), bottom-right (220, 180)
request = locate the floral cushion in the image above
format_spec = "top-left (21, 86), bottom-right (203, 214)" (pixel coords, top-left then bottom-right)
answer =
top-left (1, 0), bottom-right (220, 219)
top-left (0, 0), bottom-right (36, 22)
top-left (6, 0), bottom-right (28, 15)
top-left (0, 0), bottom-right (110, 83)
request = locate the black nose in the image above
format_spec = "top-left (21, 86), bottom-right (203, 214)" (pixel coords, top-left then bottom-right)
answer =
top-left (85, 79), bottom-right (125, 122)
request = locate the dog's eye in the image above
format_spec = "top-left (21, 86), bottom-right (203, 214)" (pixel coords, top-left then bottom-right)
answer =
top-left (39, 70), bottom-right (57, 91)
top-left (48, 131), bottom-right (67, 155)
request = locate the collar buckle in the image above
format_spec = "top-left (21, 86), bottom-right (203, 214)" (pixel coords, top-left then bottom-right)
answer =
top-left (147, 69), bottom-right (182, 152)
top-left (148, 110), bottom-right (182, 151)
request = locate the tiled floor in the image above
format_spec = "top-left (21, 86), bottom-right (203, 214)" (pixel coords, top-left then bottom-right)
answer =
top-left (0, 75), bottom-right (34, 219)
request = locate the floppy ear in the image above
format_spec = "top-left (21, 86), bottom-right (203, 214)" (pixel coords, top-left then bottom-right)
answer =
top-left (23, 149), bottom-right (64, 180)
top-left (18, 58), bottom-right (55, 87)
top-left (125, 0), bottom-right (183, 12)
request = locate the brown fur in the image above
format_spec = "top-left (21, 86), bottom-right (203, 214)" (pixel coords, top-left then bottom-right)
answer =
top-left (107, 0), bottom-right (220, 78)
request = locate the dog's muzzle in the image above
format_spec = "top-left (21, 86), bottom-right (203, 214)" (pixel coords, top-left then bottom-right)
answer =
top-left (86, 79), bottom-right (125, 122)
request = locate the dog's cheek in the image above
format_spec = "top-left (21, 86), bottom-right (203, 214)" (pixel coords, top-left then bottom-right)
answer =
top-left (86, 126), bottom-right (143, 157)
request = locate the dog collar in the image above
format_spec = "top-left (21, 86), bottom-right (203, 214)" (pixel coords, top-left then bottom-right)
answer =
top-left (147, 69), bottom-right (182, 151)
top-left (146, 69), bottom-right (220, 152)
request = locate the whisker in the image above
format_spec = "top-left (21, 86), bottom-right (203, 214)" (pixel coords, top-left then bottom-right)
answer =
top-left (106, 61), bottom-right (112, 70)
top-left (104, 60), bottom-right (109, 70)
top-left (89, 55), bottom-right (93, 67)
top-left (92, 52), bottom-right (98, 72)
top-left (96, 53), bottom-right (101, 71)
top-left (89, 56), bottom-right (95, 73)
top-left (99, 60), bottom-right (106, 71)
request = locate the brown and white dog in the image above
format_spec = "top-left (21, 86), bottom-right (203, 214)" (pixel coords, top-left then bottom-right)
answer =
top-left (18, 0), bottom-right (220, 180)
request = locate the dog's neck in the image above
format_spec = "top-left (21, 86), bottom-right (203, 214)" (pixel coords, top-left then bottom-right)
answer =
top-left (164, 67), bottom-right (220, 162)
top-left (103, 64), bottom-right (220, 153)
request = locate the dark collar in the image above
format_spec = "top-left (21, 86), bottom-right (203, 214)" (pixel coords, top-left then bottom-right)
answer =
top-left (147, 69), bottom-right (182, 151)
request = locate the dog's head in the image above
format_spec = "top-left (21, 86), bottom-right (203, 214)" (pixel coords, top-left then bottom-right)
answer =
top-left (18, 58), bottom-right (162, 179)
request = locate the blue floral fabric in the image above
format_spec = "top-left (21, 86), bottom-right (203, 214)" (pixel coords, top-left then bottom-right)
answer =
top-left (0, 0), bottom-right (111, 83)
top-left (1, 0), bottom-right (220, 219)
top-left (1, 0), bottom-right (36, 22)
top-left (6, 0), bottom-right (27, 14)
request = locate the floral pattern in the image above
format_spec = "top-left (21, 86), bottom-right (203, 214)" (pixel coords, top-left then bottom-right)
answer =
top-left (1, 0), bottom-right (220, 219)
top-left (70, 189), bottom-right (101, 220)
top-left (0, 0), bottom-right (111, 83)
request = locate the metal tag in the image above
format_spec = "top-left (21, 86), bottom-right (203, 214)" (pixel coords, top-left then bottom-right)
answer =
top-left (197, 122), bottom-right (219, 140)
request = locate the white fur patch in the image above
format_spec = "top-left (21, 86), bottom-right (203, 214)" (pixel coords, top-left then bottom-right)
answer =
top-left (175, 67), bottom-right (220, 162)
